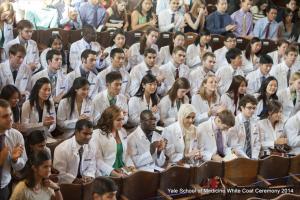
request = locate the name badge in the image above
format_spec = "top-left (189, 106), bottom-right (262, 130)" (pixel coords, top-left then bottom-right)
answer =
top-left (84, 110), bottom-right (90, 114)
top-left (90, 82), bottom-right (95, 85)
top-left (84, 159), bottom-right (91, 161)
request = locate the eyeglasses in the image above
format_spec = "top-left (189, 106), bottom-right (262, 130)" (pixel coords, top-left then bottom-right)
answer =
top-left (245, 106), bottom-right (256, 110)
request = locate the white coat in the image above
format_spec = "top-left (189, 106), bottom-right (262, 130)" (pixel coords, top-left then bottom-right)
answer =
top-left (158, 45), bottom-right (172, 65)
top-left (284, 111), bottom-right (300, 155)
top-left (215, 65), bottom-right (244, 96)
top-left (191, 93), bottom-right (220, 124)
top-left (267, 50), bottom-right (282, 66)
top-left (270, 61), bottom-right (299, 91)
top-left (53, 136), bottom-right (97, 184)
top-left (189, 66), bottom-right (214, 96)
top-left (4, 37), bottom-right (41, 73)
top-left (197, 117), bottom-right (229, 161)
top-left (92, 89), bottom-right (128, 122)
top-left (186, 43), bottom-right (212, 69)
top-left (57, 97), bottom-right (95, 139)
top-left (241, 52), bottom-right (259, 75)
top-left (69, 38), bottom-right (101, 70)
top-left (31, 68), bottom-right (68, 97)
top-left (213, 46), bottom-right (229, 72)
top-left (258, 118), bottom-right (285, 152)
top-left (127, 126), bottom-right (166, 171)
top-left (246, 68), bottom-right (270, 94)
top-left (66, 66), bottom-right (100, 99)
top-left (158, 95), bottom-right (189, 126)
top-left (277, 88), bottom-right (300, 120)
top-left (227, 113), bottom-right (261, 159)
top-left (0, 22), bottom-right (13, 56)
top-left (128, 96), bottom-right (160, 126)
top-left (97, 66), bottom-right (131, 96)
top-left (160, 60), bottom-right (190, 92)
top-left (93, 128), bottom-right (133, 176)
top-left (220, 93), bottom-right (240, 116)
top-left (0, 60), bottom-right (31, 94)
top-left (21, 99), bottom-right (56, 136)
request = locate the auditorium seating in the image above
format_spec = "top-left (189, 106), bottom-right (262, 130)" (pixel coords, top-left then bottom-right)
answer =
top-left (58, 155), bottom-right (300, 200)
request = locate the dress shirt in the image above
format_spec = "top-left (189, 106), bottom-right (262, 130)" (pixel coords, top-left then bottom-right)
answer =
top-left (231, 9), bottom-right (253, 36)
top-left (253, 17), bottom-right (279, 40)
top-left (78, 2), bottom-right (106, 29)
top-left (206, 11), bottom-right (233, 35)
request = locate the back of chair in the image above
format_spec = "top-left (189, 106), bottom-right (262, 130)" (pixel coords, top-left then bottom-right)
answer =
top-left (60, 183), bottom-right (82, 200)
top-left (192, 161), bottom-right (224, 184)
top-left (157, 32), bottom-right (173, 48)
top-left (273, 193), bottom-right (300, 200)
top-left (110, 176), bottom-right (123, 199)
top-left (209, 34), bottom-right (225, 52)
top-left (159, 166), bottom-right (191, 193)
top-left (82, 181), bottom-right (94, 200)
top-left (46, 139), bottom-right (63, 160)
top-left (258, 155), bottom-right (290, 179)
top-left (69, 29), bottom-right (82, 44)
top-left (236, 37), bottom-right (250, 51)
top-left (97, 31), bottom-right (115, 48)
top-left (125, 30), bottom-right (144, 47)
top-left (185, 32), bottom-right (198, 47)
top-left (224, 158), bottom-right (259, 186)
top-left (121, 170), bottom-right (160, 200)
top-left (289, 154), bottom-right (300, 175)
top-left (260, 39), bottom-right (277, 54)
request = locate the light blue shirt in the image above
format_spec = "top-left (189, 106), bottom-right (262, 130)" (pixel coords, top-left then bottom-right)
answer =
top-left (78, 2), bottom-right (106, 29)
top-left (253, 17), bottom-right (279, 40)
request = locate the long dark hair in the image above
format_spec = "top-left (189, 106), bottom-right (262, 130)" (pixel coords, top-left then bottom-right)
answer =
top-left (109, 28), bottom-right (127, 48)
top-left (62, 77), bottom-right (90, 117)
top-left (29, 77), bottom-right (52, 114)
top-left (168, 78), bottom-right (190, 107)
top-left (169, 31), bottom-right (185, 54)
top-left (245, 37), bottom-right (262, 60)
top-left (25, 130), bottom-right (47, 158)
top-left (135, 0), bottom-right (154, 22)
top-left (226, 75), bottom-right (247, 115)
top-left (139, 27), bottom-right (159, 55)
top-left (48, 34), bottom-right (66, 65)
top-left (0, 84), bottom-right (20, 106)
top-left (25, 149), bottom-right (51, 189)
top-left (257, 76), bottom-right (278, 118)
top-left (135, 74), bottom-right (159, 106)
top-left (193, 29), bottom-right (211, 48)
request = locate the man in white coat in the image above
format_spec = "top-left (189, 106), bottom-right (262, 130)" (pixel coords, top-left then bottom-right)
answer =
top-left (69, 24), bottom-right (104, 71)
top-left (4, 20), bottom-right (40, 73)
top-left (129, 48), bottom-right (166, 97)
top-left (270, 45), bottom-right (299, 91)
top-left (31, 49), bottom-right (68, 105)
top-left (216, 48), bottom-right (244, 95)
top-left (53, 119), bottom-right (97, 184)
top-left (160, 46), bottom-right (190, 92)
top-left (0, 44), bottom-right (31, 96)
top-left (189, 52), bottom-right (216, 96)
top-left (66, 49), bottom-right (100, 98)
top-left (267, 39), bottom-right (289, 66)
top-left (198, 109), bottom-right (235, 162)
top-left (98, 48), bottom-right (131, 96)
top-left (227, 94), bottom-right (261, 159)
top-left (284, 110), bottom-right (300, 155)
top-left (93, 71), bottom-right (128, 123)
top-left (246, 54), bottom-right (273, 94)
top-left (213, 32), bottom-right (237, 72)
top-left (127, 110), bottom-right (166, 171)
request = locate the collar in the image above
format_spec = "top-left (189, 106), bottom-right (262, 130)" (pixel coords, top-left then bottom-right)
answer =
top-left (81, 38), bottom-right (91, 47)
top-left (107, 91), bottom-right (116, 101)
top-left (238, 113), bottom-right (251, 123)
top-left (169, 9), bottom-right (177, 14)
top-left (239, 8), bottom-right (249, 14)
top-left (18, 36), bottom-right (28, 46)
top-left (211, 117), bottom-right (218, 133)
top-left (48, 68), bottom-right (57, 77)
top-left (216, 11), bottom-right (226, 15)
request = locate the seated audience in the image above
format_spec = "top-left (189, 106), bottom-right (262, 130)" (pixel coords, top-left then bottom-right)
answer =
top-left (184, 0), bottom-right (207, 33)
top-left (104, 0), bottom-right (129, 31)
top-left (131, 0), bottom-right (157, 31)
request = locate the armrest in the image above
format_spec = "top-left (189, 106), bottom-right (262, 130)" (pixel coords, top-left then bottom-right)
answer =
top-left (120, 195), bottom-right (129, 200)
top-left (223, 177), bottom-right (237, 187)
top-left (257, 175), bottom-right (271, 187)
top-left (289, 173), bottom-right (300, 183)
top-left (158, 189), bottom-right (173, 200)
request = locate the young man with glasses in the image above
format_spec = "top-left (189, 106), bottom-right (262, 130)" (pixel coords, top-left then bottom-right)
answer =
top-left (227, 94), bottom-right (261, 159)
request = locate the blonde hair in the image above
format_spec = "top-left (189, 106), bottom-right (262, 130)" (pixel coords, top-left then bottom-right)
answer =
top-left (190, 0), bottom-right (206, 17)
top-left (0, 2), bottom-right (14, 28)
top-left (289, 71), bottom-right (300, 85)
top-left (198, 74), bottom-right (217, 103)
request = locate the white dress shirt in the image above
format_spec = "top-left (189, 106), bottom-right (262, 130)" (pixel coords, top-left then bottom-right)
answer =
top-left (186, 44), bottom-right (212, 69)
top-left (267, 50), bottom-right (282, 66)
top-left (246, 68), bottom-right (269, 94)
top-left (284, 111), bottom-right (300, 155)
top-left (213, 46), bottom-right (229, 72)
top-left (53, 136), bottom-right (97, 184)
top-left (0, 129), bottom-right (27, 189)
top-left (158, 9), bottom-right (184, 32)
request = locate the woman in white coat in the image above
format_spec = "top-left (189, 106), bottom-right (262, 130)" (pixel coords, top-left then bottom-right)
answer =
top-left (162, 104), bottom-right (201, 164)
top-left (93, 105), bottom-right (134, 177)
top-left (241, 37), bottom-right (262, 75)
top-left (57, 77), bottom-right (95, 139)
top-left (128, 74), bottom-right (160, 126)
top-left (267, 39), bottom-right (289, 66)
top-left (186, 30), bottom-right (212, 69)
top-left (21, 77), bottom-right (56, 136)
top-left (258, 100), bottom-right (287, 156)
top-left (277, 72), bottom-right (300, 120)
top-left (220, 75), bottom-right (247, 116)
top-left (158, 32), bottom-right (185, 65)
top-left (127, 27), bottom-right (159, 70)
top-left (0, 2), bottom-right (14, 59)
top-left (192, 74), bottom-right (222, 125)
top-left (159, 77), bottom-right (190, 127)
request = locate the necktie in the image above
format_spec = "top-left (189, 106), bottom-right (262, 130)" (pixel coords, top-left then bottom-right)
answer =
top-left (265, 22), bottom-right (271, 39)
top-left (109, 97), bottom-right (117, 105)
top-left (146, 69), bottom-right (152, 75)
top-left (77, 146), bottom-right (84, 178)
top-left (175, 67), bottom-right (179, 80)
top-left (49, 75), bottom-right (57, 96)
top-left (287, 69), bottom-right (291, 86)
top-left (232, 70), bottom-right (237, 76)
top-left (291, 91), bottom-right (297, 106)
top-left (12, 70), bottom-right (18, 83)
top-left (216, 129), bottom-right (224, 157)
top-left (0, 134), bottom-right (6, 188)
top-left (93, 7), bottom-right (98, 28)
top-left (242, 14), bottom-right (247, 35)
top-left (244, 120), bottom-right (252, 158)
top-left (171, 13), bottom-right (175, 32)
top-left (261, 76), bottom-right (266, 84)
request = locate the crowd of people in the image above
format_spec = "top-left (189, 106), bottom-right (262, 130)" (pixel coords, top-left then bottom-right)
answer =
top-left (0, 0), bottom-right (299, 200)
